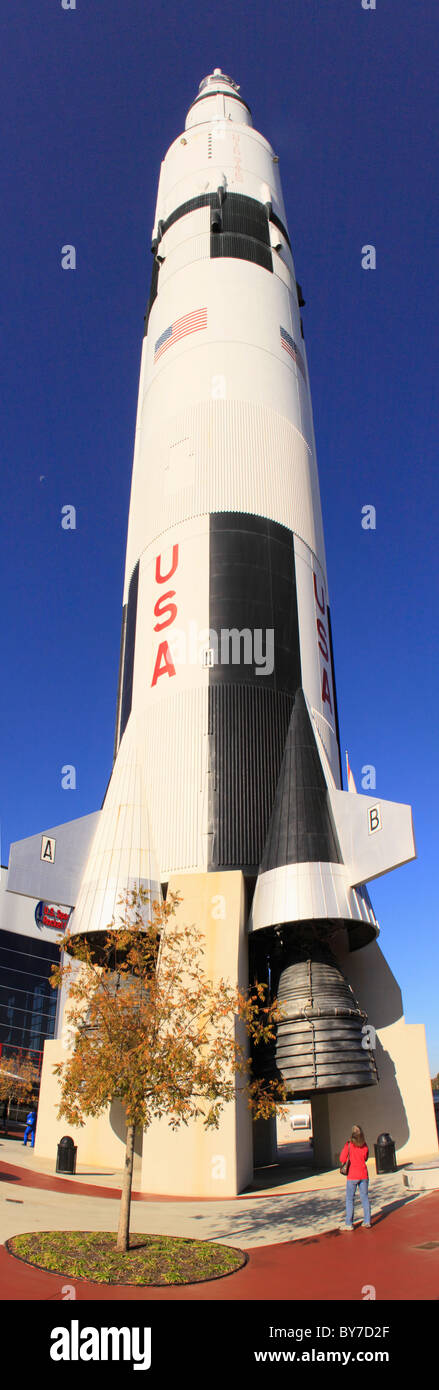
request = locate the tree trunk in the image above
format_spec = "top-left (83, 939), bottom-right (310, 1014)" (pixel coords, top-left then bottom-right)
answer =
top-left (116, 1122), bottom-right (136, 1252)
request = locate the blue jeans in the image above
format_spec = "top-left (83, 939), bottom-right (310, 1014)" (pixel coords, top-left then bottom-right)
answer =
top-left (23, 1126), bottom-right (35, 1147)
top-left (346, 1178), bottom-right (370, 1225)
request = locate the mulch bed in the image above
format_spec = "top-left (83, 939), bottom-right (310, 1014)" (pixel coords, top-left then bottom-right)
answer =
top-left (6, 1230), bottom-right (247, 1286)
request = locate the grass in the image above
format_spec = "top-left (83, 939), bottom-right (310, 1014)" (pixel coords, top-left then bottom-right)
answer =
top-left (7, 1230), bottom-right (246, 1285)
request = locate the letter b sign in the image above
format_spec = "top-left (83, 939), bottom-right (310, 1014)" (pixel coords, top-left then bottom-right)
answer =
top-left (368, 804), bottom-right (382, 834)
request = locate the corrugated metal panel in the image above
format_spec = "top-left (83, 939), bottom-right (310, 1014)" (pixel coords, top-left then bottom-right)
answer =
top-left (211, 233), bottom-right (273, 271)
top-left (70, 720), bottom-right (161, 941)
top-left (138, 400), bottom-right (321, 555)
top-left (220, 194), bottom-right (271, 244)
top-left (273, 256), bottom-right (294, 291)
top-left (208, 684), bottom-right (292, 870)
top-left (142, 689), bottom-right (209, 875)
top-left (160, 205), bottom-right (210, 253)
top-left (161, 198), bottom-right (212, 238)
top-left (158, 233), bottom-right (211, 291)
top-left (208, 511), bottom-right (300, 695)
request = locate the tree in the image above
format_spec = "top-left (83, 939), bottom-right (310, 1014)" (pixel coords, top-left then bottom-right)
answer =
top-left (0, 1052), bottom-right (39, 1126)
top-left (431, 1074), bottom-right (439, 1092)
top-left (50, 890), bottom-right (286, 1252)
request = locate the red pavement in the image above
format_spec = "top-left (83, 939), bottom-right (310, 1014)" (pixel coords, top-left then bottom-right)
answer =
top-left (0, 1157), bottom-right (349, 1202)
top-left (0, 1158), bottom-right (147, 1202)
top-left (1, 1167), bottom-right (438, 1300)
top-left (1, 1157), bottom-right (243, 1201)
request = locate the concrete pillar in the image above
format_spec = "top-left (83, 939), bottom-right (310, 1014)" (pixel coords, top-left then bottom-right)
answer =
top-left (35, 870), bottom-right (253, 1194)
top-left (140, 870), bottom-right (253, 1197)
top-left (311, 1092), bottom-right (333, 1167)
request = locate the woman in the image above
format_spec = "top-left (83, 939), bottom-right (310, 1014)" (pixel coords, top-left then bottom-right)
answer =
top-left (340, 1125), bottom-right (371, 1229)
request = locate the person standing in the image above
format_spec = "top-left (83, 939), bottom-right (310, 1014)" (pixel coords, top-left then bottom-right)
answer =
top-left (23, 1107), bottom-right (37, 1148)
top-left (340, 1124), bottom-right (371, 1229)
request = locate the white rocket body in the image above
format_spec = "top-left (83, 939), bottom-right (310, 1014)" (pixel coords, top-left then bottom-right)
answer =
top-left (121, 73), bottom-right (334, 874)
top-left (70, 72), bottom-right (415, 988)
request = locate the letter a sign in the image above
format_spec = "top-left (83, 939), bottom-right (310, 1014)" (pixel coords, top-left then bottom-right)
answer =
top-left (40, 836), bottom-right (56, 863)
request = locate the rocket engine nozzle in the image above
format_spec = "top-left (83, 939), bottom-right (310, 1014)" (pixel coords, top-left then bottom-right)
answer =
top-left (251, 929), bottom-right (378, 1098)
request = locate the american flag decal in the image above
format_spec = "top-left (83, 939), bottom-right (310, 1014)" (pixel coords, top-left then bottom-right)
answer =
top-left (154, 308), bottom-right (208, 363)
top-left (280, 326), bottom-right (306, 380)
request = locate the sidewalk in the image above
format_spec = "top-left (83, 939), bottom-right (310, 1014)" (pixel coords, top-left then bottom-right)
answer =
top-left (1, 1137), bottom-right (438, 1300)
top-left (4, 1134), bottom-right (438, 1196)
top-left (1, 1193), bottom-right (438, 1301)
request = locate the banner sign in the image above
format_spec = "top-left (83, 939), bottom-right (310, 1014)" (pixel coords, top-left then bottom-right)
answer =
top-left (35, 901), bottom-right (72, 932)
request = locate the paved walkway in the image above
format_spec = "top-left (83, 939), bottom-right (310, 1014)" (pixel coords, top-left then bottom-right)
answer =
top-left (3, 1135), bottom-right (362, 1197)
top-left (1, 1138), bottom-right (438, 1300)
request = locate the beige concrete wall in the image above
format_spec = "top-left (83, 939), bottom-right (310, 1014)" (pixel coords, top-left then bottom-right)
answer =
top-left (140, 870), bottom-right (253, 1197)
top-left (34, 1040), bottom-right (143, 1168)
top-left (312, 935), bottom-right (438, 1167)
top-left (36, 870), bottom-right (253, 1195)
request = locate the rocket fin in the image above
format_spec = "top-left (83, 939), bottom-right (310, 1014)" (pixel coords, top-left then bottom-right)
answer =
top-left (6, 811), bottom-right (100, 906)
top-left (260, 688), bottom-right (342, 872)
top-left (328, 787), bottom-right (416, 886)
top-left (69, 718), bottom-right (162, 944)
top-left (250, 691), bottom-right (414, 935)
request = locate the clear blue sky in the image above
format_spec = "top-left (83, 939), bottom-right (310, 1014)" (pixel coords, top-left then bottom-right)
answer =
top-left (1, 1), bottom-right (438, 1072)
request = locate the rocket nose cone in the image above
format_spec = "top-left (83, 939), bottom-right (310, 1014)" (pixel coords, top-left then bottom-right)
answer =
top-left (186, 69), bottom-right (252, 129)
top-left (198, 68), bottom-right (240, 95)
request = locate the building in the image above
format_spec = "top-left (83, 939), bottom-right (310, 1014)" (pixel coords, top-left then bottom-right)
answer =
top-left (0, 869), bottom-right (62, 1108)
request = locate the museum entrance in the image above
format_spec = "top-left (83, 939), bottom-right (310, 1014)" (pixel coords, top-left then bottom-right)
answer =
top-left (250, 1099), bottom-right (315, 1193)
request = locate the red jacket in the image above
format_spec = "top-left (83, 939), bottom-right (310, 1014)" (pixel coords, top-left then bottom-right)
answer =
top-left (340, 1141), bottom-right (369, 1180)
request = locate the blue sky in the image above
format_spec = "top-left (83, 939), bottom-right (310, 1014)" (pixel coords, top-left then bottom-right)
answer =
top-left (1, 1), bottom-right (438, 1072)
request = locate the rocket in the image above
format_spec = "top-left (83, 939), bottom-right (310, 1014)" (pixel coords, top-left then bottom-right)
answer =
top-left (70, 70), bottom-right (416, 1097)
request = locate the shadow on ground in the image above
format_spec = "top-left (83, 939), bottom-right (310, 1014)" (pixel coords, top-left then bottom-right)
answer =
top-left (188, 1178), bottom-right (420, 1245)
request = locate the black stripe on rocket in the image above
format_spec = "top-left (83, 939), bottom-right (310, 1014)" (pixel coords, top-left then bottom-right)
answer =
top-left (144, 192), bottom-right (286, 333)
top-left (207, 514), bottom-right (300, 874)
top-left (206, 515), bottom-right (344, 875)
top-left (210, 192), bottom-right (273, 272)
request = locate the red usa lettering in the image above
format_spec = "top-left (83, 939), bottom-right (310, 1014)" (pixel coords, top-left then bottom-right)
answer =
top-left (313, 572), bottom-right (333, 715)
top-left (151, 546), bottom-right (179, 685)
